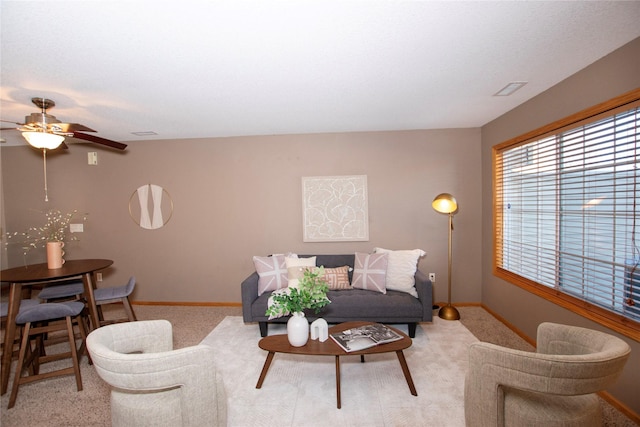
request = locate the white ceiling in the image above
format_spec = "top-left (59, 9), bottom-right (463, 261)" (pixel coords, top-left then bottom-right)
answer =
top-left (1, 1), bottom-right (640, 148)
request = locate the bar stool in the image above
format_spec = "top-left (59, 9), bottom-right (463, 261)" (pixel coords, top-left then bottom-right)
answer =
top-left (94, 276), bottom-right (137, 326)
top-left (37, 280), bottom-right (87, 346)
top-left (0, 299), bottom-right (41, 319)
top-left (8, 301), bottom-right (87, 409)
top-left (0, 299), bottom-right (41, 358)
top-left (37, 280), bottom-right (85, 302)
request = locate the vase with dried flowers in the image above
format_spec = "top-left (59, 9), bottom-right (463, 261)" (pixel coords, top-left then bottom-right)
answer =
top-left (4, 209), bottom-right (88, 268)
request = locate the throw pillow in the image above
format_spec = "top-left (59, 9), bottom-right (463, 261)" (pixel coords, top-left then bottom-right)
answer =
top-left (318, 266), bottom-right (351, 290)
top-left (373, 247), bottom-right (425, 297)
top-left (352, 252), bottom-right (388, 294)
top-left (285, 256), bottom-right (317, 289)
top-left (253, 254), bottom-right (289, 296)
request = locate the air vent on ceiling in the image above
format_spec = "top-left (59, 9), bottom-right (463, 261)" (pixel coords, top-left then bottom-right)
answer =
top-left (494, 81), bottom-right (527, 96)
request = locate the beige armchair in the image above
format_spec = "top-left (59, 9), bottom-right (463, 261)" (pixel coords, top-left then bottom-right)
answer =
top-left (86, 320), bottom-right (227, 427)
top-left (464, 322), bottom-right (630, 427)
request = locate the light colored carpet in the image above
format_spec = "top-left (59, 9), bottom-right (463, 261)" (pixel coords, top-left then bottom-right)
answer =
top-left (0, 305), bottom-right (635, 426)
top-left (0, 305), bottom-right (239, 427)
top-left (202, 316), bottom-right (478, 427)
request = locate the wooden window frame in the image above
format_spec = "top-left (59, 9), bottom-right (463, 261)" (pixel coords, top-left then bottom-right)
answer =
top-left (493, 88), bottom-right (640, 342)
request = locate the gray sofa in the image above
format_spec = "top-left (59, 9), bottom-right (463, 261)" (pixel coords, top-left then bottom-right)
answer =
top-left (241, 254), bottom-right (433, 338)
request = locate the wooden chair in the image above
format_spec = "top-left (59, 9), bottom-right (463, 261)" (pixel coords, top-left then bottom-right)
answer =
top-left (37, 280), bottom-right (87, 345)
top-left (8, 301), bottom-right (87, 409)
top-left (0, 299), bottom-right (40, 358)
top-left (94, 276), bottom-right (137, 326)
top-left (37, 279), bottom-right (85, 302)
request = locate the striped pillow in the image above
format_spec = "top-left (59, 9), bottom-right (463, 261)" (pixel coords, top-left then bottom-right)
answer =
top-left (286, 256), bottom-right (317, 289)
top-left (319, 266), bottom-right (351, 290)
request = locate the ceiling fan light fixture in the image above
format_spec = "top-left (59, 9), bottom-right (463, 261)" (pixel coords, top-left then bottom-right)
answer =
top-left (22, 131), bottom-right (65, 149)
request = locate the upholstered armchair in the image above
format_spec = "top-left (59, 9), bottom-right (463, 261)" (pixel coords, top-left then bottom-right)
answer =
top-left (86, 320), bottom-right (227, 427)
top-left (464, 322), bottom-right (630, 427)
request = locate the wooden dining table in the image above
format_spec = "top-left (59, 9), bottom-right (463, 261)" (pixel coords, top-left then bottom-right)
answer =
top-left (0, 258), bottom-right (113, 395)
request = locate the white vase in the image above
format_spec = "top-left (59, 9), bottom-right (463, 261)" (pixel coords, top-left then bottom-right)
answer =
top-left (287, 312), bottom-right (309, 347)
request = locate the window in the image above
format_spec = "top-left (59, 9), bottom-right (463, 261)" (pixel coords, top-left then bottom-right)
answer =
top-left (493, 89), bottom-right (640, 340)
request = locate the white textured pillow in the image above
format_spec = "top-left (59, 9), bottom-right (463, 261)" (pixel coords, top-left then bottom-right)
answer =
top-left (373, 247), bottom-right (425, 297)
top-left (285, 256), bottom-right (317, 289)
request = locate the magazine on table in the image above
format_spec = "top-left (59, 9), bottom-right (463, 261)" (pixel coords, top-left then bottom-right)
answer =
top-left (329, 323), bottom-right (403, 352)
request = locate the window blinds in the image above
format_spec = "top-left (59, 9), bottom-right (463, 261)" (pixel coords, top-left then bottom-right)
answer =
top-left (495, 104), bottom-right (639, 322)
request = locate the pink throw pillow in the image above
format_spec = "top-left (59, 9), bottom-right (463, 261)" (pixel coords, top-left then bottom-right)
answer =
top-left (253, 255), bottom-right (288, 296)
top-left (352, 252), bottom-right (388, 294)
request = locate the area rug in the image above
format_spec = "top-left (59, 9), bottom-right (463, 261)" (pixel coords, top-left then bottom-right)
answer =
top-left (201, 316), bottom-right (478, 427)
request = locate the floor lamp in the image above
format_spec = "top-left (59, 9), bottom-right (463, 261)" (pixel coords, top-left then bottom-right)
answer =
top-left (432, 193), bottom-right (460, 320)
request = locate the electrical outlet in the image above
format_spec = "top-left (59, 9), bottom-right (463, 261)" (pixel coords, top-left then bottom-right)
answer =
top-left (96, 273), bottom-right (103, 282)
top-left (429, 273), bottom-right (436, 282)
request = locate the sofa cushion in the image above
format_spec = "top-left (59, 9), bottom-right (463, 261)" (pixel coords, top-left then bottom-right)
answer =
top-left (321, 289), bottom-right (423, 319)
top-left (250, 289), bottom-right (423, 320)
top-left (253, 255), bottom-right (289, 296)
top-left (352, 252), bottom-right (388, 294)
top-left (373, 247), bottom-right (425, 297)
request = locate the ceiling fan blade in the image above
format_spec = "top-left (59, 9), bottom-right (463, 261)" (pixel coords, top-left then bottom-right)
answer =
top-left (1, 119), bottom-right (24, 126)
top-left (51, 122), bottom-right (96, 133)
top-left (72, 132), bottom-right (127, 150)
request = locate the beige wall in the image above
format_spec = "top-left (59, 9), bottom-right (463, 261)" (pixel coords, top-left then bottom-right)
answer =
top-left (1, 128), bottom-right (482, 305)
top-left (481, 37), bottom-right (640, 415)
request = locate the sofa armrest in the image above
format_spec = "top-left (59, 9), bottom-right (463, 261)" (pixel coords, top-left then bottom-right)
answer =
top-left (414, 270), bottom-right (433, 321)
top-left (241, 272), bottom-right (260, 323)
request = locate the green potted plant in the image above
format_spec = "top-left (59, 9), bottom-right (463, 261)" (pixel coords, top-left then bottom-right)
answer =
top-left (265, 266), bottom-right (331, 346)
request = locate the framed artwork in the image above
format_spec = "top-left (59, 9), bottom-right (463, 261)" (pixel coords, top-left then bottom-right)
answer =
top-left (302, 175), bottom-right (369, 242)
top-left (129, 184), bottom-right (174, 229)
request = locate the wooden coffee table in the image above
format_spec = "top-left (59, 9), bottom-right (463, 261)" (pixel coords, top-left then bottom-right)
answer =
top-left (256, 321), bottom-right (417, 408)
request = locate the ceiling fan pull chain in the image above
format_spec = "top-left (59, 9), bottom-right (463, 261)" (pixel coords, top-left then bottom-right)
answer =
top-left (42, 148), bottom-right (49, 202)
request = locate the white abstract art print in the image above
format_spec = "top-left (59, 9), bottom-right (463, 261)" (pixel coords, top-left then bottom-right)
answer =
top-left (302, 175), bottom-right (369, 242)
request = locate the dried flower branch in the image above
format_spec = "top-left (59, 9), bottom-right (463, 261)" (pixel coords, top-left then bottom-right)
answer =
top-left (4, 209), bottom-right (88, 252)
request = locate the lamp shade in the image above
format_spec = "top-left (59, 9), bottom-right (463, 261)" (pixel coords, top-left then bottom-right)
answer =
top-left (432, 193), bottom-right (457, 214)
top-left (22, 131), bottom-right (65, 150)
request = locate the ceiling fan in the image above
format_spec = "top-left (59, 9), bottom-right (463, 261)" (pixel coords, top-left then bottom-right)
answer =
top-left (2, 97), bottom-right (127, 202)
top-left (1, 97), bottom-right (127, 150)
